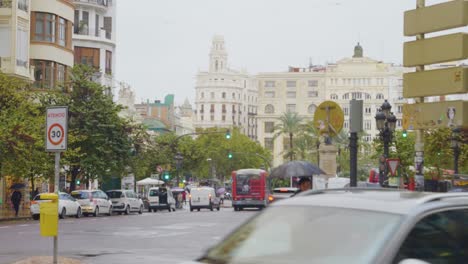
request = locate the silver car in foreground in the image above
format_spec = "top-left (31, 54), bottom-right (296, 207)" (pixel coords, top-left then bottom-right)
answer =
top-left (188, 189), bottom-right (468, 264)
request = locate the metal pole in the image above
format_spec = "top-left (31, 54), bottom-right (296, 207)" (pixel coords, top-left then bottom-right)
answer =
top-left (53, 152), bottom-right (60, 264)
top-left (414, 0), bottom-right (425, 191)
top-left (454, 145), bottom-right (459, 175)
top-left (349, 132), bottom-right (358, 187)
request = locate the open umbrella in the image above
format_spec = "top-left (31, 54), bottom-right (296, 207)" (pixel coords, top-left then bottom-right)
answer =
top-left (216, 187), bottom-right (226, 195)
top-left (10, 183), bottom-right (25, 189)
top-left (270, 160), bottom-right (325, 179)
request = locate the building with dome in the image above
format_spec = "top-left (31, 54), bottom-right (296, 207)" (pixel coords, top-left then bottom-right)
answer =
top-left (256, 43), bottom-right (404, 166)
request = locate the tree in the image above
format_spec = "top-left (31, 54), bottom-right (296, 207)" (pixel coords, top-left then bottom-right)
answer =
top-left (193, 128), bottom-right (270, 181)
top-left (273, 111), bottom-right (304, 161)
top-left (0, 72), bottom-right (53, 183)
top-left (293, 121), bottom-right (320, 163)
top-left (58, 65), bottom-right (133, 191)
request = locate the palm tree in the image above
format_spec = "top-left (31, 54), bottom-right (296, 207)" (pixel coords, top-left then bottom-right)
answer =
top-left (273, 111), bottom-right (304, 161)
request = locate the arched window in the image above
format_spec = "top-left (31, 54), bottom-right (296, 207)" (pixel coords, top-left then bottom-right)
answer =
top-left (232, 93), bottom-right (235, 99)
top-left (342, 93), bottom-right (349, 100)
top-left (220, 61), bottom-right (223, 70)
top-left (215, 60), bottom-right (218, 71)
top-left (330, 94), bottom-right (338, 100)
top-left (308, 104), bottom-right (317, 114)
top-left (365, 93), bottom-right (371, 99)
top-left (201, 92), bottom-right (204, 99)
top-left (265, 104), bottom-right (275, 114)
top-left (222, 92), bottom-right (226, 99)
top-left (376, 93), bottom-right (384, 99)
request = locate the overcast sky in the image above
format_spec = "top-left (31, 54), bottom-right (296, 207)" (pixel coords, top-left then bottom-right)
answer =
top-left (115, 0), bottom-right (444, 105)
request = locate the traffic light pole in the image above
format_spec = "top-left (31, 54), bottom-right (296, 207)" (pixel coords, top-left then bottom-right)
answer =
top-left (414, 0), bottom-right (425, 191)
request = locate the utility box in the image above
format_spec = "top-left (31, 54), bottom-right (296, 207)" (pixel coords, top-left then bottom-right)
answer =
top-left (39, 193), bottom-right (58, 237)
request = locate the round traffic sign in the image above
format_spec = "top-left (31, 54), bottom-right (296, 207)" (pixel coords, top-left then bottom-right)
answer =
top-left (313, 101), bottom-right (344, 137)
top-left (48, 123), bottom-right (65, 146)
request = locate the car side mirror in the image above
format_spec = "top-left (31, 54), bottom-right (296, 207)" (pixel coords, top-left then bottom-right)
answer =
top-left (399, 259), bottom-right (431, 264)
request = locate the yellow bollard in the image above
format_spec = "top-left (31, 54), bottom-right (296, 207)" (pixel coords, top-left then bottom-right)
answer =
top-left (39, 193), bottom-right (58, 237)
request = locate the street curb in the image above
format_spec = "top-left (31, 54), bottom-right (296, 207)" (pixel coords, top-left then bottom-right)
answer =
top-left (11, 256), bottom-right (82, 264)
top-left (0, 216), bottom-right (31, 222)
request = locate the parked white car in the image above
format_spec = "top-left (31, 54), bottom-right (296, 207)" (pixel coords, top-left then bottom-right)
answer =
top-left (189, 186), bottom-right (221, 212)
top-left (106, 189), bottom-right (144, 214)
top-left (30, 192), bottom-right (82, 220)
top-left (70, 190), bottom-right (112, 217)
top-left (147, 187), bottom-right (176, 212)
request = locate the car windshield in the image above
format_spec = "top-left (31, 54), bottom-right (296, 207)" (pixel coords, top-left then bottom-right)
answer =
top-left (71, 192), bottom-right (90, 200)
top-left (106, 191), bottom-right (123, 198)
top-left (203, 206), bottom-right (402, 264)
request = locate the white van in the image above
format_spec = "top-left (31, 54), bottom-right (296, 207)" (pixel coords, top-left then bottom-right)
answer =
top-left (147, 187), bottom-right (176, 212)
top-left (189, 186), bottom-right (220, 212)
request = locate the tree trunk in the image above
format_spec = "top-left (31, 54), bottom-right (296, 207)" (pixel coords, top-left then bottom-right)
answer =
top-left (289, 133), bottom-right (294, 161)
top-left (70, 166), bottom-right (80, 191)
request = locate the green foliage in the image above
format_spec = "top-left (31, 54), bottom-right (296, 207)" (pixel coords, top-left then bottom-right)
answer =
top-left (55, 65), bottom-right (133, 190)
top-left (0, 71), bottom-right (53, 180)
top-left (273, 111), bottom-right (305, 161)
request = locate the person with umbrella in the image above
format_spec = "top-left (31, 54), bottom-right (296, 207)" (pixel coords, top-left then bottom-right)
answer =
top-left (10, 188), bottom-right (22, 217)
top-left (293, 177), bottom-right (312, 196)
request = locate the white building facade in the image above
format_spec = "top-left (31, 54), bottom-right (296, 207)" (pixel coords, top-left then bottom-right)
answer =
top-left (194, 35), bottom-right (258, 140)
top-left (174, 99), bottom-right (196, 136)
top-left (257, 44), bottom-right (405, 166)
top-left (72, 0), bottom-right (116, 96)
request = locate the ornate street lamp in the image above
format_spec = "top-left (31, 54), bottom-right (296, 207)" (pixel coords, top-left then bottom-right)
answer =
top-left (451, 127), bottom-right (461, 175)
top-left (375, 100), bottom-right (397, 186)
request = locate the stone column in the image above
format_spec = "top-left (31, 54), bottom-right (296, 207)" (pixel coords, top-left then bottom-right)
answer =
top-left (319, 144), bottom-right (338, 180)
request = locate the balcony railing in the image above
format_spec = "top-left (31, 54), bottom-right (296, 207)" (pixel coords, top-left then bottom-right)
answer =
top-left (0, 0), bottom-right (12, 8)
top-left (74, 0), bottom-right (110, 7)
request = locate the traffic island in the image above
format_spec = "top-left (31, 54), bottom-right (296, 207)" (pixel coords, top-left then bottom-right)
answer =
top-left (11, 256), bottom-right (82, 264)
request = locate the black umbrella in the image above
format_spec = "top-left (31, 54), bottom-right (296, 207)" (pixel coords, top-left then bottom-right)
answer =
top-left (10, 183), bottom-right (25, 189)
top-left (270, 160), bottom-right (326, 179)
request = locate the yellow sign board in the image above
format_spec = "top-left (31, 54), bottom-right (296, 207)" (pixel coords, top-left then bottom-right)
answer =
top-left (403, 100), bottom-right (468, 130)
top-left (403, 66), bottom-right (468, 97)
top-left (403, 33), bottom-right (468, 67)
top-left (404, 0), bottom-right (468, 36)
top-left (313, 101), bottom-right (344, 137)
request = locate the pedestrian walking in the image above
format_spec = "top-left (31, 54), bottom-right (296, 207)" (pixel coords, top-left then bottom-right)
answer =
top-left (11, 189), bottom-right (22, 217)
top-left (293, 177), bottom-right (312, 196)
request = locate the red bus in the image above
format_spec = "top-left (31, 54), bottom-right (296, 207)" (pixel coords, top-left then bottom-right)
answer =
top-left (232, 168), bottom-right (268, 211)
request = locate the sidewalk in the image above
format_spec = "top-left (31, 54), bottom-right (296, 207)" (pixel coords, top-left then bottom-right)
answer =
top-left (0, 207), bottom-right (31, 222)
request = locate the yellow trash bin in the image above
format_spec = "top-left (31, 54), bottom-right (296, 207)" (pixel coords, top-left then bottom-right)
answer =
top-left (39, 193), bottom-right (58, 237)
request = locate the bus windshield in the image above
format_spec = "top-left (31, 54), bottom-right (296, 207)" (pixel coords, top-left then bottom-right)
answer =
top-left (235, 173), bottom-right (261, 195)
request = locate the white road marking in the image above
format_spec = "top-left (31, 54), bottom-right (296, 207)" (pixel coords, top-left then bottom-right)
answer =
top-left (0, 226), bottom-right (10, 229)
top-left (19, 224), bottom-right (29, 227)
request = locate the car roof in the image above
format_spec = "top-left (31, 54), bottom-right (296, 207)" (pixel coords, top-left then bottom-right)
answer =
top-left (273, 188), bottom-right (468, 215)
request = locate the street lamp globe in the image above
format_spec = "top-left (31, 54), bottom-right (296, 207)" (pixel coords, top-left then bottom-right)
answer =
top-left (381, 100), bottom-right (392, 118)
top-left (387, 112), bottom-right (397, 132)
top-left (375, 110), bottom-right (386, 130)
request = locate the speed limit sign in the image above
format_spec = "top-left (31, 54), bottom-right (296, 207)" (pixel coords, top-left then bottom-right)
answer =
top-left (46, 106), bottom-right (68, 151)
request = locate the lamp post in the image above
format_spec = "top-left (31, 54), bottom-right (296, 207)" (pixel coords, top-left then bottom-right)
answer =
top-left (451, 127), bottom-right (461, 175)
top-left (375, 100), bottom-right (397, 186)
top-left (174, 152), bottom-right (183, 186)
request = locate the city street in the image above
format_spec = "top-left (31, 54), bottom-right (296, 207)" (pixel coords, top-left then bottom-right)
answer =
top-left (0, 204), bottom-right (256, 264)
